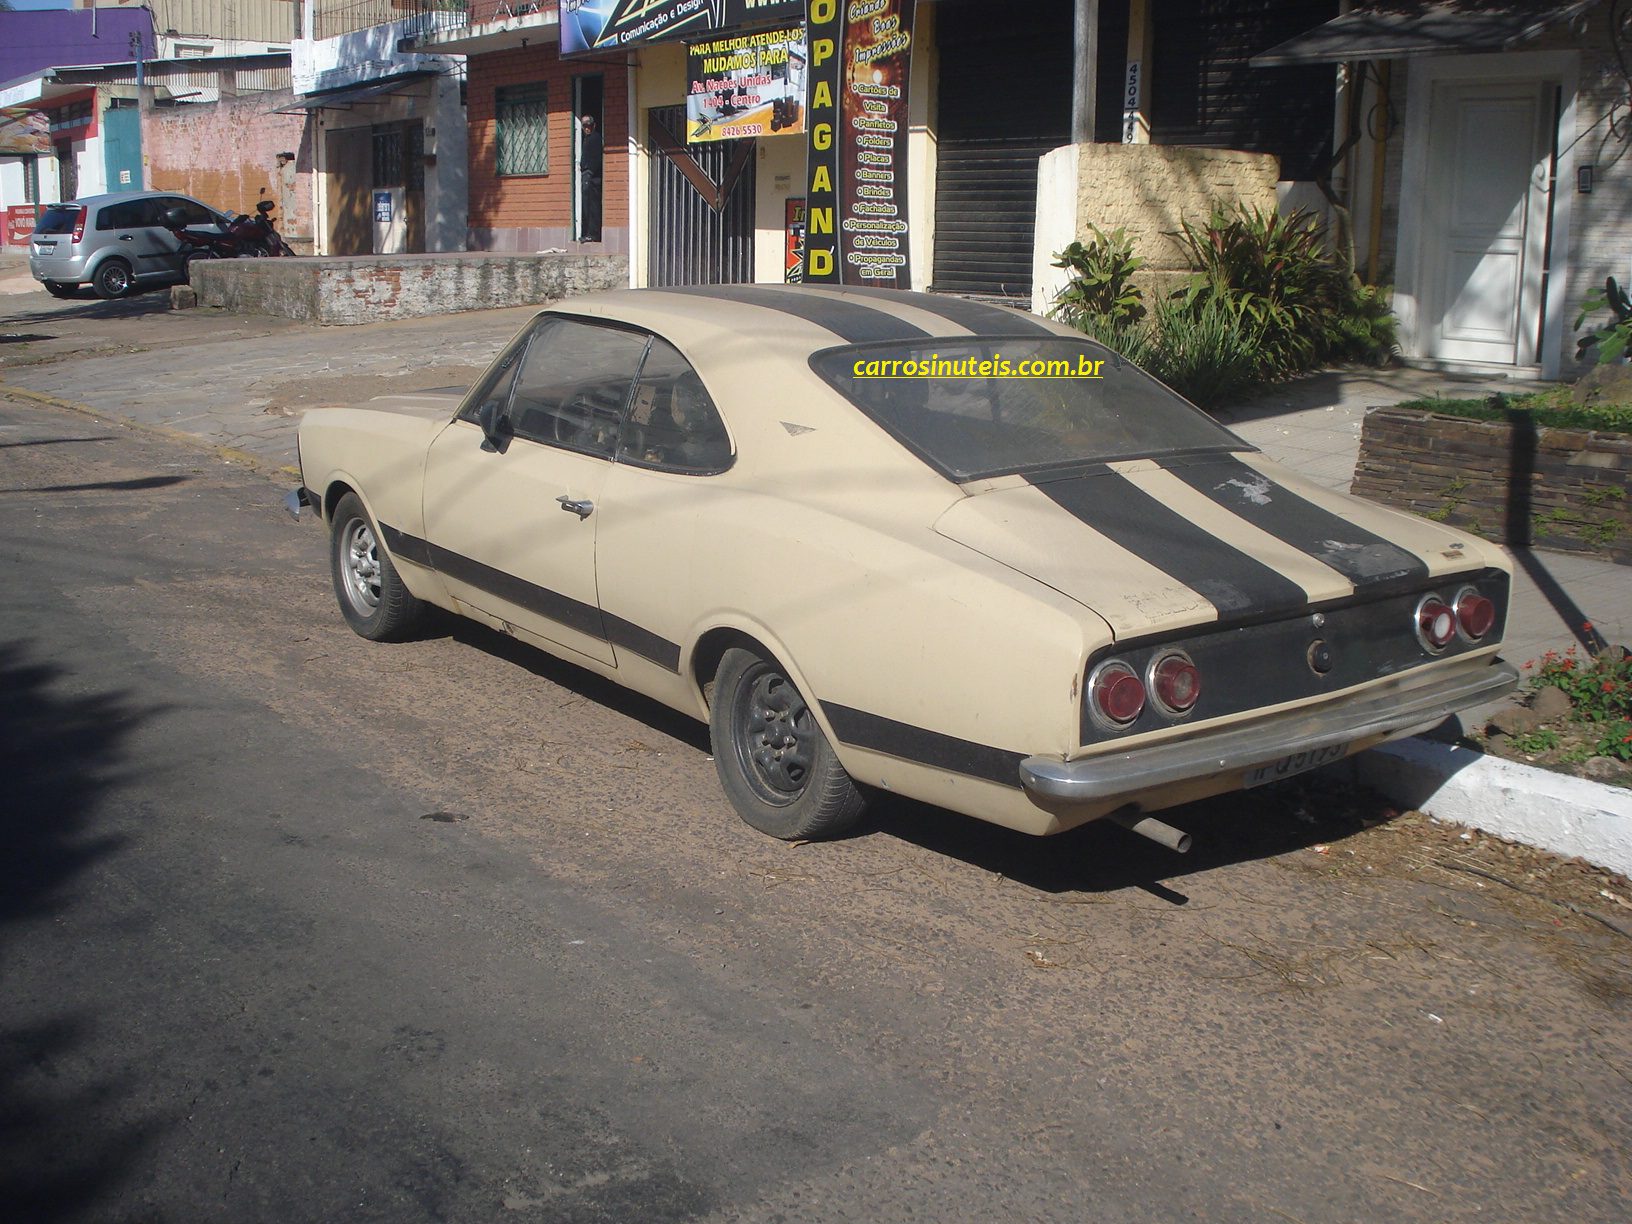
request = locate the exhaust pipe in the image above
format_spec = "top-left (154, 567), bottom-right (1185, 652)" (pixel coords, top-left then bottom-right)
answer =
top-left (1108, 807), bottom-right (1192, 854)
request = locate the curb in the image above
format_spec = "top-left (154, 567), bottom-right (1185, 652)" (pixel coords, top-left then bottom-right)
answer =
top-left (0, 381), bottom-right (300, 479)
top-left (1355, 737), bottom-right (1632, 877)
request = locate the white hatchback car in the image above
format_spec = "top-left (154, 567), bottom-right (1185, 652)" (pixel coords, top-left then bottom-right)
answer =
top-left (28, 191), bottom-right (228, 299)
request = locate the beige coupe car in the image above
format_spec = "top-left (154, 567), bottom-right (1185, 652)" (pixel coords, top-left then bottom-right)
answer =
top-left (289, 285), bottom-right (1518, 850)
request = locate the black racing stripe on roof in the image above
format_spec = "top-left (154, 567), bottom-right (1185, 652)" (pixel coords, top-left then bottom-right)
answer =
top-left (1028, 467), bottom-right (1309, 622)
top-left (662, 284), bottom-right (930, 343)
top-left (817, 285), bottom-right (1057, 337)
top-left (1160, 455), bottom-right (1430, 593)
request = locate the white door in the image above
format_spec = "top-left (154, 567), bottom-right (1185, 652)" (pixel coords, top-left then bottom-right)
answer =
top-left (1420, 80), bottom-right (1552, 366)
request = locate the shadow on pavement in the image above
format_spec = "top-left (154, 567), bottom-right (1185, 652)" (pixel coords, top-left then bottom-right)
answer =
top-left (0, 639), bottom-right (170, 1219)
top-left (439, 615), bottom-right (1378, 899)
top-left (863, 769), bottom-right (1388, 900)
top-left (4, 474), bottom-right (192, 495)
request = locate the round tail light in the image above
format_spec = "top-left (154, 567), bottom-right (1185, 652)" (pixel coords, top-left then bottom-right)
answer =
top-left (1091, 660), bottom-right (1146, 727)
top-left (1416, 596), bottom-right (1457, 651)
top-left (1150, 652), bottom-right (1201, 714)
top-left (1455, 588), bottom-right (1496, 640)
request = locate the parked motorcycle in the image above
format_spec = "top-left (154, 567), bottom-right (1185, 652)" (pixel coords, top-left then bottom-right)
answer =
top-left (164, 200), bottom-right (296, 268)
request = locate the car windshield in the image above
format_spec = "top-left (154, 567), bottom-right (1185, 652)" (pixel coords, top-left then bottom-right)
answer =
top-left (33, 206), bottom-right (82, 235)
top-left (810, 337), bottom-right (1246, 481)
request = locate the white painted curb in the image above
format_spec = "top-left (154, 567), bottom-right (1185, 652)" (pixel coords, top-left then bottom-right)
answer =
top-left (1354, 738), bottom-right (1632, 877)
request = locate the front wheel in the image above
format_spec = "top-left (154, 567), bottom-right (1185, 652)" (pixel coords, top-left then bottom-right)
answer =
top-left (91, 258), bottom-right (132, 300)
top-left (328, 492), bottom-right (428, 641)
top-left (709, 648), bottom-right (864, 840)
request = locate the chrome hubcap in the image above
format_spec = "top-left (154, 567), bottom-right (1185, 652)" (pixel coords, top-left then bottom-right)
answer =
top-left (342, 519), bottom-right (382, 611)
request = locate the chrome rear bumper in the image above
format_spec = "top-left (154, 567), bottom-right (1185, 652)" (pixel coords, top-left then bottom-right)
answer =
top-left (1020, 658), bottom-right (1519, 805)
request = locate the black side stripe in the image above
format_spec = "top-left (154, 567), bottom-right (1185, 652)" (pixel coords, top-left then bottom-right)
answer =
top-left (1161, 455), bottom-right (1430, 592)
top-left (812, 285), bottom-right (1057, 338)
top-left (825, 704), bottom-right (1025, 789)
top-left (662, 284), bottom-right (930, 344)
top-left (379, 524), bottom-right (681, 673)
top-left (1029, 468), bottom-right (1309, 620)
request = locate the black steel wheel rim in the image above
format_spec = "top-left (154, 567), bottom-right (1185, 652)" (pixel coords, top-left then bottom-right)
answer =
top-left (734, 665), bottom-right (815, 804)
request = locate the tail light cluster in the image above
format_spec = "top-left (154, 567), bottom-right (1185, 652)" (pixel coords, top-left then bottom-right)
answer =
top-left (1089, 651), bottom-right (1201, 731)
top-left (1416, 585), bottom-right (1496, 652)
top-left (69, 206), bottom-right (88, 245)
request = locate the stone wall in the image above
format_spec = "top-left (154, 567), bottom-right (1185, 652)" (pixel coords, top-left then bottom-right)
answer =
top-left (1031, 142), bottom-right (1281, 314)
top-left (1352, 407), bottom-right (1632, 565)
top-left (186, 253), bottom-right (629, 324)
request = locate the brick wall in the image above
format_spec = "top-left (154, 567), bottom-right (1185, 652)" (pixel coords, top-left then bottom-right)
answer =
top-left (144, 90), bottom-right (313, 243)
top-left (1353, 407), bottom-right (1632, 565)
top-left (466, 44), bottom-right (628, 254)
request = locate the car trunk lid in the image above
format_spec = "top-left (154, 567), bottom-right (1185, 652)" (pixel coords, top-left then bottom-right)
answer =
top-left (936, 455), bottom-right (1469, 640)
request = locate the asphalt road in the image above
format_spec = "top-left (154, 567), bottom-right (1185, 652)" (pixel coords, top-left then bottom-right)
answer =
top-left (2, 394), bottom-right (1630, 1223)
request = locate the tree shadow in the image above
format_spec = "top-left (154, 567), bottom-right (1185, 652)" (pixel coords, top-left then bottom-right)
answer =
top-left (0, 639), bottom-right (172, 1218)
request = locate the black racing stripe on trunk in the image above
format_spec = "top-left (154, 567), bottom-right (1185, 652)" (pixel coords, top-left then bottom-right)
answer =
top-left (662, 285), bottom-right (930, 343)
top-left (1029, 468), bottom-right (1309, 620)
top-left (814, 285), bottom-right (1056, 337)
top-left (824, 703), bottom-right (1024, 789)
top-left (1161, 455), bottom-right (1430, 592)
top-left (379, 524), bottom-right (681, 673)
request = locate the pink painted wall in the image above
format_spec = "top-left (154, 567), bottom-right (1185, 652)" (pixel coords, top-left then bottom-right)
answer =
top-left (143, 91), bottom-right (315, 245)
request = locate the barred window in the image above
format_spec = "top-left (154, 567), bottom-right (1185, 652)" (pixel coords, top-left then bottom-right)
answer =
top-left (496, 83), bottom-right (549, 177)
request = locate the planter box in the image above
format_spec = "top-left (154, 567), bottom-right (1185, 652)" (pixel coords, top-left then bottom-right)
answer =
top-left (1352, 406), bottom-right (1632, 565)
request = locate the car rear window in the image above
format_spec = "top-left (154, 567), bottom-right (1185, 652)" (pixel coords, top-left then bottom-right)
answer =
top-left (809, 337), bottom-right (1247, 481)
top-left (33, 205), bottom-right (83, 235)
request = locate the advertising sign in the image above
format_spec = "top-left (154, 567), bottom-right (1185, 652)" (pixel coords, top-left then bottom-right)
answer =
top-left (802, 0), bottom-right (914, 287)
top-left (686, 27), bottom-right (806, 142)
top-left (6, 205), bottom-right (40, 247)
top-left (0, 107), bottom-right (52, 156)
top-left (563, 0), bottom-right (804, 57)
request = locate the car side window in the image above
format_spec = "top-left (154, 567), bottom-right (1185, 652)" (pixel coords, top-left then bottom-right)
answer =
top-left (96, 200), bottom-right (146, 230)
top-left (617, 338), bottom-right (733, 474)
top-left (507, 318), bottom-right (649, 458)
top-left (458, 331), bottom-right (532, 426)
top-left (164, 197), bottom-right (216, 227)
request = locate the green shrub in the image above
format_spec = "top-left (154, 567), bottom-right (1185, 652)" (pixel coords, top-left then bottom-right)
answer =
top-left (1142, 296), bottom-right (1264, 409)
top-left (1050, 225), bottom-right (1146, 328)
top-left (1575, 277), bottom-right (1632, 365)
top-left (1529, 645), bottom-right (1632, 723)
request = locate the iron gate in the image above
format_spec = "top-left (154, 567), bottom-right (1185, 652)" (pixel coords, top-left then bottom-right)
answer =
top-left (647, 105), bottom-right (755, 287)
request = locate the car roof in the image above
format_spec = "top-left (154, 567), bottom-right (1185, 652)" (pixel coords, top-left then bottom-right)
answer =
top-left (546, 284), bottom-right (1084, 363)
top-left (50, 191), bottom-right (211, 210)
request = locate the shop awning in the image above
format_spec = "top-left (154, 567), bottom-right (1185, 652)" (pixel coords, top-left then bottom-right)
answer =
top-left (276, 71), bottom-right (439, 113)
top-left (1251, 0), bottom-right (1602, 67)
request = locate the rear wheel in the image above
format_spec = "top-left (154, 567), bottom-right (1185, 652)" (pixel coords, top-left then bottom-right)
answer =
top-left (328, 492), bottom-right (428, 641)
top-left (709, 648), bottom-right (864, 840)
top-left (91, 258), bottom-right (133, 300)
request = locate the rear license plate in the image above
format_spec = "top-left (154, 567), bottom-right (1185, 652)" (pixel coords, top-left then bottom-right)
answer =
top-left (1243, 743), bottom-right (1349, 788)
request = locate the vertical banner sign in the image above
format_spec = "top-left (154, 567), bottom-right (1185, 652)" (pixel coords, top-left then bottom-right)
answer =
top-left (803, 0), bottom-right (914, 287)
top-left (802, 0), bottom-right (842, 283)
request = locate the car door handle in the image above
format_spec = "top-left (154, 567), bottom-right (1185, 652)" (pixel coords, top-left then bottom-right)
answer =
top-left (557, 496), bottom-right (593, 520)
top-left (118, 234), bottom-right (134, 241)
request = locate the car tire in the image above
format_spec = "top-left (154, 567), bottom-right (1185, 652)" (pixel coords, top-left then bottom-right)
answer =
top-left (43, 280), bottom-right (77, 299)
top-left (710, 647), bottom-right (864, 840)
top-left (329, 492), bottom-right (428, 642)
top-left (91, 259), bottom-right (133, 300)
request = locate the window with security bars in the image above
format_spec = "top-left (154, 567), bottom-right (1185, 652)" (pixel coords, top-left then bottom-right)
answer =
top-left (496, 83), bottom-right (549, 177)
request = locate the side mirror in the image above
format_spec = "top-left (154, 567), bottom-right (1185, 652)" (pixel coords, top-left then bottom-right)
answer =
top-left (476, 399), bottom-right (514, 453)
